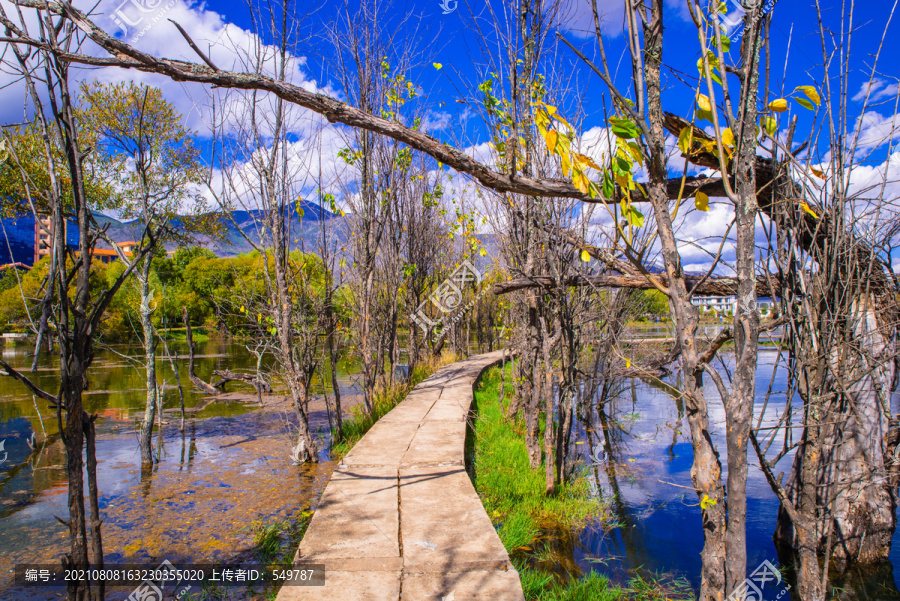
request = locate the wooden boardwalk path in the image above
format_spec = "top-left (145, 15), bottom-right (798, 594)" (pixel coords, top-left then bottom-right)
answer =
top-left (277, 350), bottom-right (524, 601)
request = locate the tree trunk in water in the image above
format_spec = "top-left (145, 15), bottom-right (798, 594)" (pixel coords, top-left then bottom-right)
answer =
top-left (289, 376), bottom-right (317, 464)
top-left (84, 413), bottom-right (104, 601)
top-left (723, 32), bottom-right (762, 590)
top-left (776, 296), bottom-right (897, 574)
top-left (325, 288), bottom-right (343, 441)
top-left (62, 382), bottom-right (90, 601)
top-left (139, 269), bottom-right (158, 465)
top-left (645, 29), bottom-right (729, 593)
top-left (182, 307), bottom-right (218, 395)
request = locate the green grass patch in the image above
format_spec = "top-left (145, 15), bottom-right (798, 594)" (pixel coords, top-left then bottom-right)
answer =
top-left (471, 364), bottom-right (693, 601)
top-left (244, 511), bottom-right (315, 600)
top-left (160, 326), bottom-right (210, 343)
top-left (330, 353), bottom-right (459, 459)
top-left (471, 365), bottom-right (603, 546)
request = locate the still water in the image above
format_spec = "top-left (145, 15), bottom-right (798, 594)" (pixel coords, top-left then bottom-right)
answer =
top-left (570, 350), bottom-right (900, 599)
top-left (0, 337), bottom-right (362, 599)
top-left (4, 341), bottom-right (899, 600)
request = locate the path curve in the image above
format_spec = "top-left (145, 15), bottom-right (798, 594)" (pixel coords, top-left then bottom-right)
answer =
top-left (278, 350), bottom-right (524, 601)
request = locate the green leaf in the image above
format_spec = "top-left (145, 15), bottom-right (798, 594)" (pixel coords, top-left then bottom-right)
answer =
top-left (762, 116), bottom-right (777, 137)
top-left (433, 63), bottom-right (442, 70)
top-left (602, 173), bottom-right (614, 199)
top-left (700, 494), bottom-right (717, 510)
top-left (625, 205), bottom-right (644, 227)
top-left (610, 117), bottom-right (641, 139)
top-left (795, 97), bottom-right (815, 111)
top-left (718, 34), bottom-right (730, 53)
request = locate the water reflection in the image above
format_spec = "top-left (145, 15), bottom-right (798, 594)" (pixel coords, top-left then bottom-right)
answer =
top-left (0, 337), bottom-right (363, 600)
top-left (568, 350), bottom-right (900, 599)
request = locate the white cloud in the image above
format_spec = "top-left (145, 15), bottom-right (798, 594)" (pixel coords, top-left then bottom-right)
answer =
top-left (203, 122), bottom-right (354, 214)
top-left (0, 0), bottom-right (335, 139)
top-left (849, 111), bottom-right (900, 152)
top-left (852, 78), bottom-right (900, 105)
top-left (421, 110), bottom-right (452, 133)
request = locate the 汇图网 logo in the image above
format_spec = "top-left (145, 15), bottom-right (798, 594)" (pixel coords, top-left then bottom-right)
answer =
top-left (727, 559), bottom-right (790, 601)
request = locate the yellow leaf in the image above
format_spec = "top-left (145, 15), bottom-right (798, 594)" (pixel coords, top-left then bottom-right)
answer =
top-left (572, 169), bottom-right (590, 194)
top-left (800, 202), bottom-right (819, 219)
top-left (810, 167), bottom-right (825, 179)
top-left (581, 249), bottom-right (591, 262)
top-left (796, 85), bottom-right (821, 107)
top-left (433, 62), bottom-right (442, 70)
top-left (560, 151), bottom-right (571, 177)
top-left (768, 98), bottom-right (788, 113)
top-left (697, 94), bottom-right (712, 113)
top-left (542, 128), bottom-right (559, 153)
top-left (625, 359), bottom-right (631, 368)
top-left (479, 247), bottom-right (487, 256)
top-left (573, 152), bottom-right (602, 171)
top-left (677, 126), bottom-right (694, 154)
top-left (695, 191), bottom-right (710, 211)
top-left (545, 104), bottom-right (573, 129)
top-left (700, 494), bottom-right (717, 509)
top-left (721, 127), bottom-right (734, 147)
top-left (240, 305), bottom-right (245, 313)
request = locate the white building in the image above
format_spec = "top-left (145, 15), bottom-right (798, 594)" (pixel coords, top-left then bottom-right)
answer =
top-left (692, 295), bottom-right (737, 313)
top-left (691, 295), bottom-right (776, 315)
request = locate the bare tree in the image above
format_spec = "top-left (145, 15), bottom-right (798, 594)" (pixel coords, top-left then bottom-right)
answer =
top-left (78, 80), bottom-right (204, 466)
top-left (327, 0), bottom-right (431, 411)
top-left (0, 7), bottom-right (151, 599)
top-left (204, 0), bottom-right (323, 462)
top-left (747, 3), bottom-right (900, 596)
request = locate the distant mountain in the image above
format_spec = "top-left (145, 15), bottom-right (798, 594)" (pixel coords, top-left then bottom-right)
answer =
top-left (0, 201), bottom-right (345, 266)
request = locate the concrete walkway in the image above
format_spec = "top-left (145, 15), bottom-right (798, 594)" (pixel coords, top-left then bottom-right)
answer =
top-left (278, 351), bottom-right (524, 601)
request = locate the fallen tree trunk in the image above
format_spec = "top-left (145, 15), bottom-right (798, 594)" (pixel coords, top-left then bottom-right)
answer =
top-left (211, 369), bottom-right (271, 394)
top-left (493, 272), bottom-right (772, 297)
top-left (182, 307), bottom-right (218, 396)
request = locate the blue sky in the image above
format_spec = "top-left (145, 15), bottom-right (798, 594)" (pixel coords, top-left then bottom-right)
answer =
top-left (2, 0), bottom-right (898, 272)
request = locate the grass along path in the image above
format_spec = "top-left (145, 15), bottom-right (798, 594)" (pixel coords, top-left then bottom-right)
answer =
top-left (330, 351), bottom-right (460, 459)
top-left (470, 365), bottom-right (693, 601)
